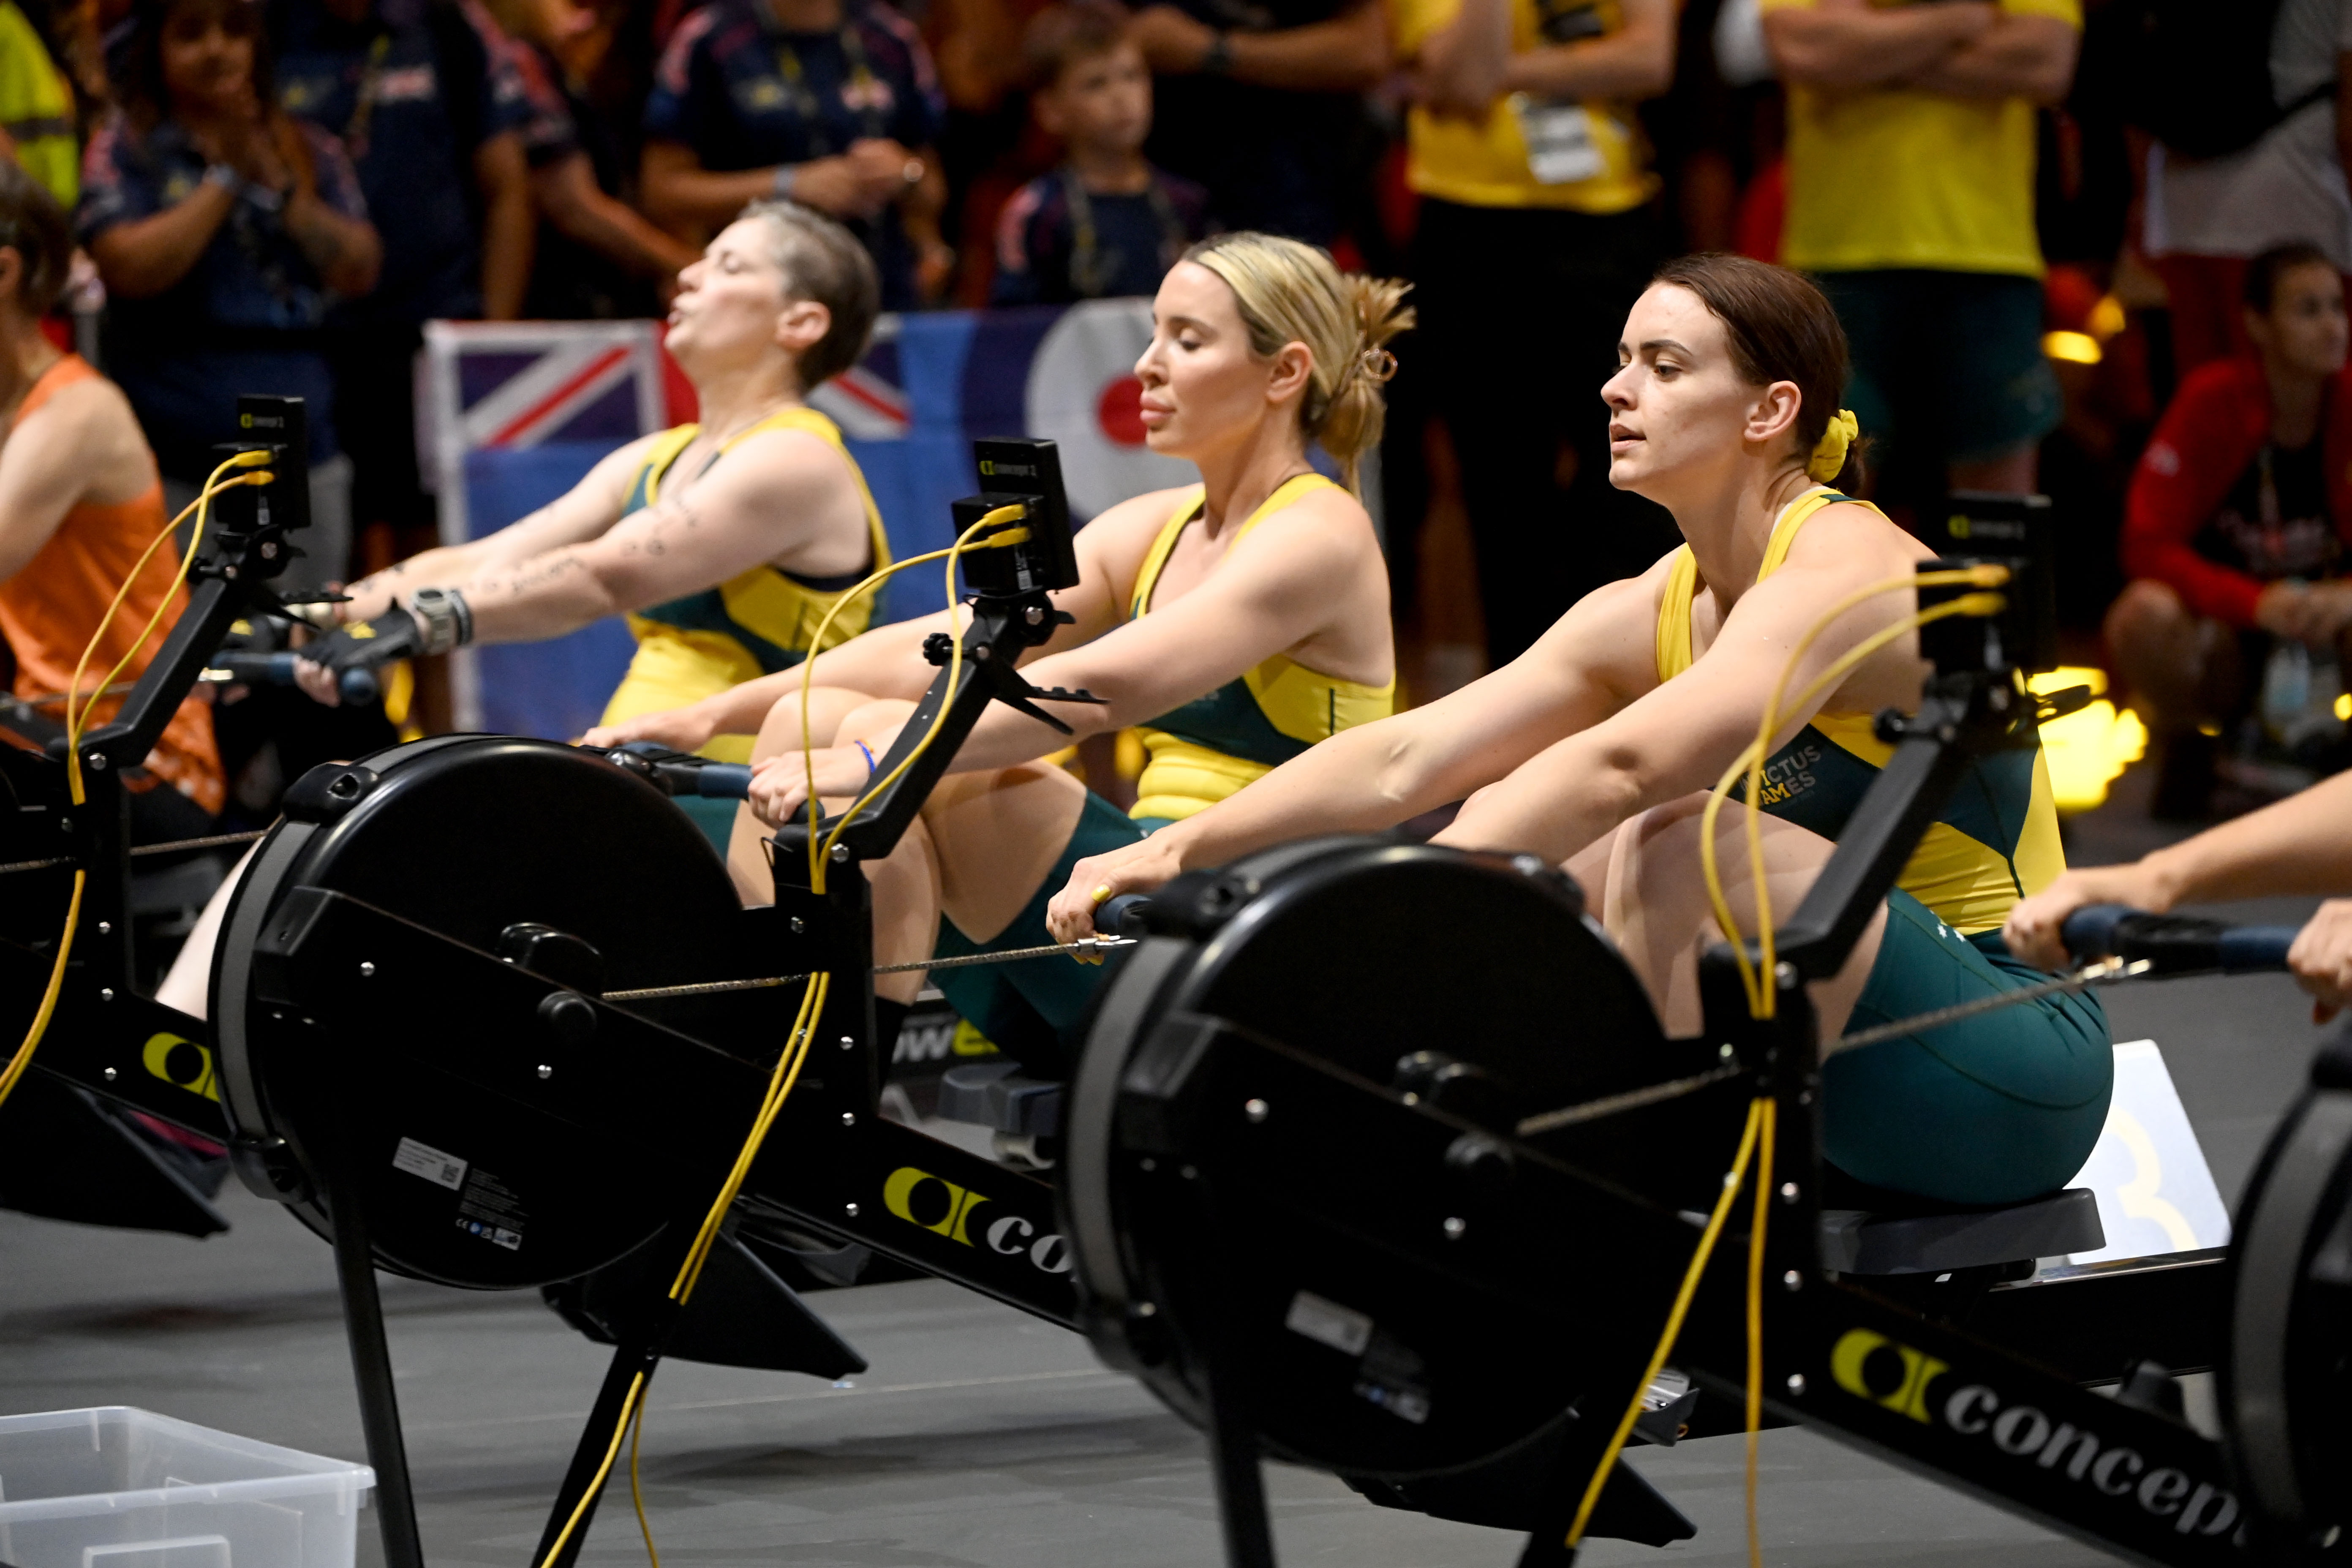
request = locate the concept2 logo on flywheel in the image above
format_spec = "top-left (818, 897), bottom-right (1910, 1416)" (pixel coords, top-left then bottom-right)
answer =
top-left (1827, 1328), bottom-right (2240, 1539)
top-left (881, 1166), bottom-right (1071, 1274)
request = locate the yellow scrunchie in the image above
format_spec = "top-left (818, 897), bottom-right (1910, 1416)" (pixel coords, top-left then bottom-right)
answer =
top-left (1806, 409), bottom-right (1859, 483)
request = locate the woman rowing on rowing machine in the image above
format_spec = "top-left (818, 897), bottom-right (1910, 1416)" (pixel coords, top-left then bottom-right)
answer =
top-left (585, 232), bottom-right (1408, 1067)
top-left (1045, 253), bottom-right (2113, 1208)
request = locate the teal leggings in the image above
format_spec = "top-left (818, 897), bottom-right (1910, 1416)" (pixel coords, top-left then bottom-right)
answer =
top-left (930, 791), bottom-right (1166, 1073)
top-left (1826, 890), bottom-right (2113, 1205)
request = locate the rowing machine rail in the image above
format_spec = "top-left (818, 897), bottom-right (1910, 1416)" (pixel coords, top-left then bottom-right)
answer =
top-left (1063, 526), bottom-right (2316, 1568)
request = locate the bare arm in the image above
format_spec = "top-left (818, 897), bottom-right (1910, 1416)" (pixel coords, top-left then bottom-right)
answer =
top-left (1760, 0), bottom-right (1995, 88)
top-left (1499, 0), bottom-right (1677, 101)
top-left (275, 117), bottom-right (381, 296)
top-left (641, 139), bottom-right (915, 232)
top-left (0, 381), bottom-right (147, 583)
top-left (529, 151), bottom-right (698, 281)
top-left (283, 186), bottom-right (381, 296)
top-left (84, 181), bottom-right (238, 299)
top-left (748, 490), bottom-right (1385, 814)
top-left (474, 131), bottom-right (535, 319)
top-left (336, 434), bottom-right (654, 621)
top-left (2005, 768), bottom-right (2352, 969)
top-left (1900, 11), bottom-right (2077, 102)
top-left (1407, 0), bottom-right (1511, 114)
top-left (446, 428), bottom-right (857, 642)
top-left (1435, 520), bottom-right (1929, 862)
top-left (582, 489), bottom-right (1148, 749)
top-left (1131, 0), bottom-right (1391, 93)
top-left (1039, 581), bottom-right (1648, 940)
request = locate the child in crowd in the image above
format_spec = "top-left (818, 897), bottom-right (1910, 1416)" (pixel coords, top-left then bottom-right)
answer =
top-left (989, 0), bottom-right (1210, 307)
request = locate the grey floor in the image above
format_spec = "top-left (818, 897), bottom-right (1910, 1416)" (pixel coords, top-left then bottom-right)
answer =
top-left (1, 763), bottom-right (2338, 1568)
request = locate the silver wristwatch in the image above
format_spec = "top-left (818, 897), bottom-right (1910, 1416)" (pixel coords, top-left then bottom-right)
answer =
top-left (406, 587), bottom-right (474, 655)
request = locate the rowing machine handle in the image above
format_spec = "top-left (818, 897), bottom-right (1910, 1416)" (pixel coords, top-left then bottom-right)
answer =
top-left (694, 763), bottom-right (753, 799)
top-left (2061, 904), bottom-right (2300, 974)
top-left (209, 650), bottom-right (378, 705)
top-left (1097, 893), bottom-right (1152, 937)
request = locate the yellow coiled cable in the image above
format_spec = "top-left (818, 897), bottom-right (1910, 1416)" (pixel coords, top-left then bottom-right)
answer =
top-left (0, 449), bottom-right (277, 1114)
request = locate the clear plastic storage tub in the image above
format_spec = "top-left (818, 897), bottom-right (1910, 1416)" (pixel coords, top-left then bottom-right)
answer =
top-left (0, 1407), bottom-right (373, 1568)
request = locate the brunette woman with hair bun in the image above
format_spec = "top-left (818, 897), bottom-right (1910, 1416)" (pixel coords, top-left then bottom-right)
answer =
top-left (595, 232), bottom-right (1410, 1069)
top-left (1055, 253), bottom-right (2112, 1209)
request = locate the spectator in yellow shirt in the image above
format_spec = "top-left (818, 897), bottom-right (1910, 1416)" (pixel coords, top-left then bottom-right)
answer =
top-left (1392, 0), bottom-right (1676, 667)
top-left (0, 0), bottom-right (77, 209)
top-left (1761, 0), bottom-right (2078, 509)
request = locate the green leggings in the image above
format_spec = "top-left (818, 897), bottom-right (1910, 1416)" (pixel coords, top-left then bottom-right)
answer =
top-left (1826, 889), bottom-right (2113, 1205)
top-left (929, 790), bottom-right (1165, 1073)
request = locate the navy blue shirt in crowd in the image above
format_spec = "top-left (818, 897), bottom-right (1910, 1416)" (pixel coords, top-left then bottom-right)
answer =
top-left (644, 0), bottom-right (944, 310)
top-left (77, 113), bottom-right (368, 477)
top-left (1145, 0), bottom-right (1369, 245)
top-left (990, 166), bottom-right (1210, 306)
top-left (271, 0), bottom-right (534, 324)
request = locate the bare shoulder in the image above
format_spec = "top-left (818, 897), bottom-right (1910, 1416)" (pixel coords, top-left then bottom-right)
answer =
top-left (1079, 485), bottom-right (1198, 553)
top-left (1231, 479), bottom-right (1375, 567)
top-left (673, 426), bottom-right (867, 538)
top-left (1780, 496), bottom-right (1931, 578)
top-left (22, 373), bottom-right (139, 443)
top-left (1089, 485), bottom-right (1199, 538)
top-left (12, 374), bottom-right (154, 493)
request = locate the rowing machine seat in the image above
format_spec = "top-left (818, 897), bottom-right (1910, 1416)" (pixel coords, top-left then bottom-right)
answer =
top-left (1806, 1166), bottom-right (2107, 1279)
top-left (936, 1059), bottom-right (1063, 1137)
top-left (1818, 1186), bottom-right (2104, 1274)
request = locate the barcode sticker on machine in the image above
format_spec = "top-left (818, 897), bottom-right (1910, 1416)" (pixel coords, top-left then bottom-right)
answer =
top-left (1284, 1290), bottom-right (1374, 1356)
top-left (392, 1137), bottom-right (468, 1190)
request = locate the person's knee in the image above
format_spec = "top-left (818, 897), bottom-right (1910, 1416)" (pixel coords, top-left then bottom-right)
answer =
top-left (1629, 798), bottom-right (1833, 931)
top-left (836, 698), bottom-right (918, 750)
top-left (2105, 579), bottom-right (2188, 647)
top-left (749, 685), bottom-right (875, 761)
top-left (2107, 580), bottom-right (2221, 717)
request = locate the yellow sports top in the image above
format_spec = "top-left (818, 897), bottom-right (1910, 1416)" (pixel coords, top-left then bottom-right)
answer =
top-left (1762, 0), bottom-right (2080, 278)
top-left (1126, 474), bottom-right (1395, 823)
top-left (1654, 487), bottom-right (2064, 934)
top-left (598, 405), bottom-right (889, 763)
top-left (1391, 0), bottom-right (1657, 213)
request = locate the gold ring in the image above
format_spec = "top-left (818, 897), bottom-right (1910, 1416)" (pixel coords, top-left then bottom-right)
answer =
top-left (1090, 884), bottom-right (1113, 905)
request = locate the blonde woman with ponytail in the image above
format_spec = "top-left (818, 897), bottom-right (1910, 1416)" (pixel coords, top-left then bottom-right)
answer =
top-left (1053, 255), bottom-right (2111, 1209)
top-left (593, 232), bottom-right (1410, 1067)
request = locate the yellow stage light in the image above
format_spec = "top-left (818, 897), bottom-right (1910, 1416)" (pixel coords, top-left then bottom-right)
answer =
top-left (2043, 330), bottom-right (2103, 366)
top-left (2029, 667), bottom-right (2147, 814)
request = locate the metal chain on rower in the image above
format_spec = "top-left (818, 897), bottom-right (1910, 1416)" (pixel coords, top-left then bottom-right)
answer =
top-left (601, 935), bottom-right (1136, 1002)
top-left (0, 828), bottom-right (270, 877)
top-left (1513, 955), bottom-right (2151, 1138)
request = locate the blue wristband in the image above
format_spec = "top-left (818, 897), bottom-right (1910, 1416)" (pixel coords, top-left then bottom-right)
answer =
top-left (854, 739), bottom-right (878, 778)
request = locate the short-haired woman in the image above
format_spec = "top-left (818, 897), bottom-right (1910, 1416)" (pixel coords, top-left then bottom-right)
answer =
top-left (1050, 253), bottom-right (2111, 1208)
top-left (299, 201), bottom-right (892, 777)
top-left (588, 233), bottom-right (1411, 1064)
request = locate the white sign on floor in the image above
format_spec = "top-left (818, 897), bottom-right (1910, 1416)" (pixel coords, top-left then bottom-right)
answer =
top-left (2063, 1039), bottom-right (2232, 1264)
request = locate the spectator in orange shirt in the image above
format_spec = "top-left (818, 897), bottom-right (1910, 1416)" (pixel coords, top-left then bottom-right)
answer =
top-left (0, 158), bottom-right (224, 839)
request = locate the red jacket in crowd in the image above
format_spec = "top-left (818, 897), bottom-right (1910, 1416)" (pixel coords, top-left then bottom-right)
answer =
top-left (2123, 357), bottom-right (2352, 628)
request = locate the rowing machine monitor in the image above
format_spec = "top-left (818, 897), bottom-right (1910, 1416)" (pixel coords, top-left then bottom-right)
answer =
top-left (212, 393), bottom-right (312, 559)
top-left (1934, 492), bottom-right (2056, 676)
top-left (964, 437), bottom-right (1079, 595)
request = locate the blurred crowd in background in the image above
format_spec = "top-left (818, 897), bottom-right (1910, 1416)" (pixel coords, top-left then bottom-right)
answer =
top-left (0, 0), bottom-right (2347, 829)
